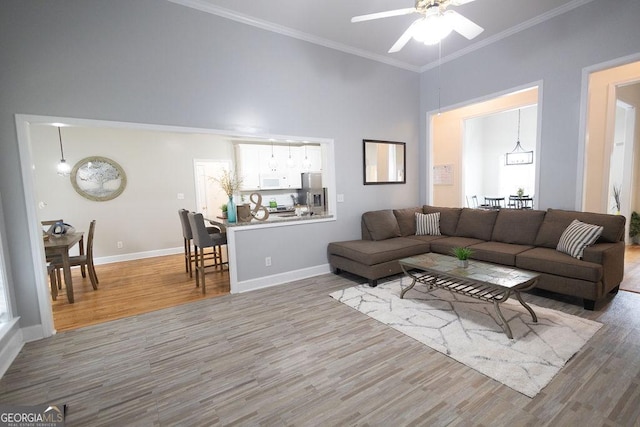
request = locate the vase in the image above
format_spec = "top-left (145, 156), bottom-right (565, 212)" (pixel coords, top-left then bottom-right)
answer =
top-left (457, 259), bottom-right (468, 268)
top-left (227, 196), bottom-right (237, 223)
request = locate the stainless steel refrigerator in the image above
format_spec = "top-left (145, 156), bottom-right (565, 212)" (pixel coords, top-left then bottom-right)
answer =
top-left (299, 172), bottom-right (327, 215)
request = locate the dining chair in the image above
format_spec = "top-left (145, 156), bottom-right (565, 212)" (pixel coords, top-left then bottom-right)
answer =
top-left (178, 209), bottom-right (223, 278)
top-left (484, 197), bottom-right (505, 209)
top-left (51, 220), bottom-right (99, 290)
top-left (187, 212), bottom-right (227, 294)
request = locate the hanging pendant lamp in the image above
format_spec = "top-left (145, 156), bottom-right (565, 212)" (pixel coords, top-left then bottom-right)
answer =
top-left (268, 141), bottom-right (278, 171)
top-left (505, 109), bottom-right (533, 165)
top-left (56, 127), bottom-right (71, 176)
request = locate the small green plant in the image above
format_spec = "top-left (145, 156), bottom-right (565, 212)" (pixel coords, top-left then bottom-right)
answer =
top-left (221, 203), bottom-right (228, 213)
top-left (452, 247), bottom-right (473, 260)
top-left (516, 187), bottom-right (525, 197)
top-left (630, 211), bottom-right (640, 242)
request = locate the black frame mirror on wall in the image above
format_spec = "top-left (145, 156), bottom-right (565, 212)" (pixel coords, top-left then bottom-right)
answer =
top-left (363, 139), bottom-right (406, 185)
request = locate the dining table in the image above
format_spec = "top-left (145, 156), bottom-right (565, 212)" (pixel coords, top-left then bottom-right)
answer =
top-left (44, 232), bottom-right (84, 303)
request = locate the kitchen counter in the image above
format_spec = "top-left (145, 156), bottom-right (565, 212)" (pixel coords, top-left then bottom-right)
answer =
top-left (208, 212), bottom-right (333, 228)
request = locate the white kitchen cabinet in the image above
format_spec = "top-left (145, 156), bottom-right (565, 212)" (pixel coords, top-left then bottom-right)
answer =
top-left (235, 143), bottom-right (322, 190)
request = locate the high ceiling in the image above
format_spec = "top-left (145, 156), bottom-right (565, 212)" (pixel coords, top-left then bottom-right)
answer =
top-left (168, 0), bottom-right (594, 72)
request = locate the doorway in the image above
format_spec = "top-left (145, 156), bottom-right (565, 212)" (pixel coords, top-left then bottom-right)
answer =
top-left (194, 160), bottom-right (231, 221)
top-left (582, 60), bottom-right (640, 218)
top-left (430, 86), bottom-right (540, 207)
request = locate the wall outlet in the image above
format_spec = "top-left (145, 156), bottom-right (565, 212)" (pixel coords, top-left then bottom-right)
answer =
top-left (117, 241), bottom-right (123, 249)
top-left (265, 256), bottom-right (272, 267)
top-left (337, 194), bottom-right (345, 202)
top-left (177, 193), bottom-right (185, 200)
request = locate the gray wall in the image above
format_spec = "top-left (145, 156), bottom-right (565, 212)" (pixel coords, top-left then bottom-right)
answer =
top-left (420, 0), bottom-right (640, 209)
top-left (0, 0), bottom-right (419, 330)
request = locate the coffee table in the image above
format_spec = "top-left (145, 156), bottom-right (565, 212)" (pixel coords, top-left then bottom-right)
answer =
top-left (399, 253), bottom-right (539, 339)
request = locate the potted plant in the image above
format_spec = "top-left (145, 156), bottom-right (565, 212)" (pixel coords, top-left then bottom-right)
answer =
top-left (220, 203), bottom-right (228, 219)
top-left (452, 247), bottom-right (473, 268)
top-left (630, 211), bottom-right (640, 244)
top-left (516, 187), bottom-right (525, 197)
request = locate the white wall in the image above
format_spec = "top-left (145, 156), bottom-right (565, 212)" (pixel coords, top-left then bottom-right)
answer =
top-left (0, 0), bottom-right (419, 336)
top-left (31, 125), bottom-right (234, 258)
top-left (420, 0), bottom-right (640, 209)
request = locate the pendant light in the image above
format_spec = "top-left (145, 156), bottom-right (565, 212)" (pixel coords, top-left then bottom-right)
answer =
top-left (268, 141), bottom-right (278, 171)
top-left (286, 142), bottom-right (296, 168)
top-left (56, 126), bottom-right (71, 176)
top-left (302, 145), bottom-right (312, 171)
top-left (505, 109), bottom-right (533, 165)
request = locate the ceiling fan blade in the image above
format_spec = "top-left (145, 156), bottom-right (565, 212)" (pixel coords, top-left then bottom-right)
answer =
top-left (444, 10), bottom-right (484, 40)
top-left (351, 8), bottom-right (415, 23)
top-left (388, 20), bottom-right (420, 53)
top-left (447, 0), bottom-right (477, 6)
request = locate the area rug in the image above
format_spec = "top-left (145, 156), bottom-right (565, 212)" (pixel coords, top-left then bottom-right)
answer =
top-left (329, 278), bottom-right (602, 398)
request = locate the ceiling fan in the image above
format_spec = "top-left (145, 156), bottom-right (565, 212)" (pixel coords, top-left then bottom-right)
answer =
top-left (351, 0), bottom-right (484, 53)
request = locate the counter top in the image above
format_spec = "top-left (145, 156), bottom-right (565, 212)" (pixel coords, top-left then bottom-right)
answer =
top-left (207, 213), bottom-right (333, 228)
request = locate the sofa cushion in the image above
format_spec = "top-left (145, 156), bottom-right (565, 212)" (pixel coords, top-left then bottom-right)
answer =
top-left (467, 241), bottom-right (534, 266)
top-left (423, 206), bottom-right (461, 236)
top-left (516, 247), bottom-right (603, 283)
top-left (416, 212), bottom-right (441, 236)
top-left (362, 210), bottom-right (401, 241)
top-left (429, 236), bottom-right (485, 256)
top-left (393, 207), bottom-right (423, 236)
top-left (328, 238), bottom-right (430, 266)
top-left (491, 209), bottom-right (546, 245)
top-left (454, 208), bottom-right (499, 240)
top-left (535, 208), bottom-right (625, 248)
top-left (556, 219), bottom-right (603, 259)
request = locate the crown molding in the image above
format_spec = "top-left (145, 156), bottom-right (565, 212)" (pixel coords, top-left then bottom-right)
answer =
top-left (419, 0), bottom-right (598, 72)
top-left (167, 0), bottom-right (421, 73)
top-left (168, 0), bottom-right (596, 75)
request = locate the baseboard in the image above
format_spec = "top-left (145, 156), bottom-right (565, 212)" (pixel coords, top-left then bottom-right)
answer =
top-left (95, 247), bottom-right (182, 265)
top-left (0, 319), bottom-right (23, 378)
top-left (21, 323), bottom-right (48, 342)
top-left (234, 263), bottom-right (332, 293)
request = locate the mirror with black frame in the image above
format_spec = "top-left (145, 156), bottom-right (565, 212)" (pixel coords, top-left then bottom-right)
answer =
top-left (363, 139), bottom-right (406, 185)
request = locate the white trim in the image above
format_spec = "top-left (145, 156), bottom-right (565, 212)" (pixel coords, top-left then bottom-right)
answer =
top-left (0, 319), bottom-right (22, 378)
top-left (20, 323), bottom-right (48, 342)
top-left (168, 0), bottom-right (595, 74)
top-left (15, 116), bottom-right (56, 338)
top-left (94, 247), bottom-right (183, 265)
top-left (576, 52), bottom-right (640, 210)
top-left (234, 263), bottom-right (331, 294)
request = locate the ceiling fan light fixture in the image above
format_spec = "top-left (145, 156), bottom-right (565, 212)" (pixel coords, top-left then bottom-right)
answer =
top-left (412, 13), bottom-right (453, 45)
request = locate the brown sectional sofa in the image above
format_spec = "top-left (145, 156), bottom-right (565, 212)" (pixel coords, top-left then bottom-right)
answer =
top-left (328, 206), bottom-right (626, 310)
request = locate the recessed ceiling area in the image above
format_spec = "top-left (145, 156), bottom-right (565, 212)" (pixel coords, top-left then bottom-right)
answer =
top-left (168, 0), bottom-right (595, 72)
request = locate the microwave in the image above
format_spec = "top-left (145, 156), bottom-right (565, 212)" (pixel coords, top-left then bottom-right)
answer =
top-left (260, 174), bottom-right (284, 189)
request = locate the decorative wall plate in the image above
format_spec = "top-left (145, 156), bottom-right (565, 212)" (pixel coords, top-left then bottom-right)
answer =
top-left (70, 156), bottom-right (127, 201)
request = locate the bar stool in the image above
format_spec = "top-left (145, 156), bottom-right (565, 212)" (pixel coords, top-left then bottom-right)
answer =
top-left (187, 212), bottom-right (228, 294)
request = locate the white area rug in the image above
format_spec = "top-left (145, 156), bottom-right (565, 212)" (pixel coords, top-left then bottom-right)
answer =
top-left (330, 278), bottom-right (602, 398)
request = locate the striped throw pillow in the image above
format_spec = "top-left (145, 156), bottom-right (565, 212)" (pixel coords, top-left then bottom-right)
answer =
top-left (416, 212), bottom-right (441, 236)
top-left (556, 219), bottom-right (603, 259)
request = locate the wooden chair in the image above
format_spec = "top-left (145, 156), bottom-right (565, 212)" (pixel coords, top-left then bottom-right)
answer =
top-left (47, 262), bottom-right (58, 301)
top-left (187, 212), bottom-right (227, 294)
top-left (51, 220), bottom-right (98, 290)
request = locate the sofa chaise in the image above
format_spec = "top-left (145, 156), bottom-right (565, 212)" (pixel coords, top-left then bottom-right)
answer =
top-left (328, 206), bottom-right (626, 310)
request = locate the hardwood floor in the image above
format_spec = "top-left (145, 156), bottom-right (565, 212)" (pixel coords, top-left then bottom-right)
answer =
top-left (51, 254), bottom-right (229, 332)
top-left (3, 272), bottom-right (640, 425)
top-left (622, 244), bottom-right (640, 293)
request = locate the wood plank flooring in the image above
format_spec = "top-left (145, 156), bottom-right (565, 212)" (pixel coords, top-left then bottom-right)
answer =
top-left (51, 254), bottom-right (229, 332)
top-left (3, 270), bottom-right (640, 425)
